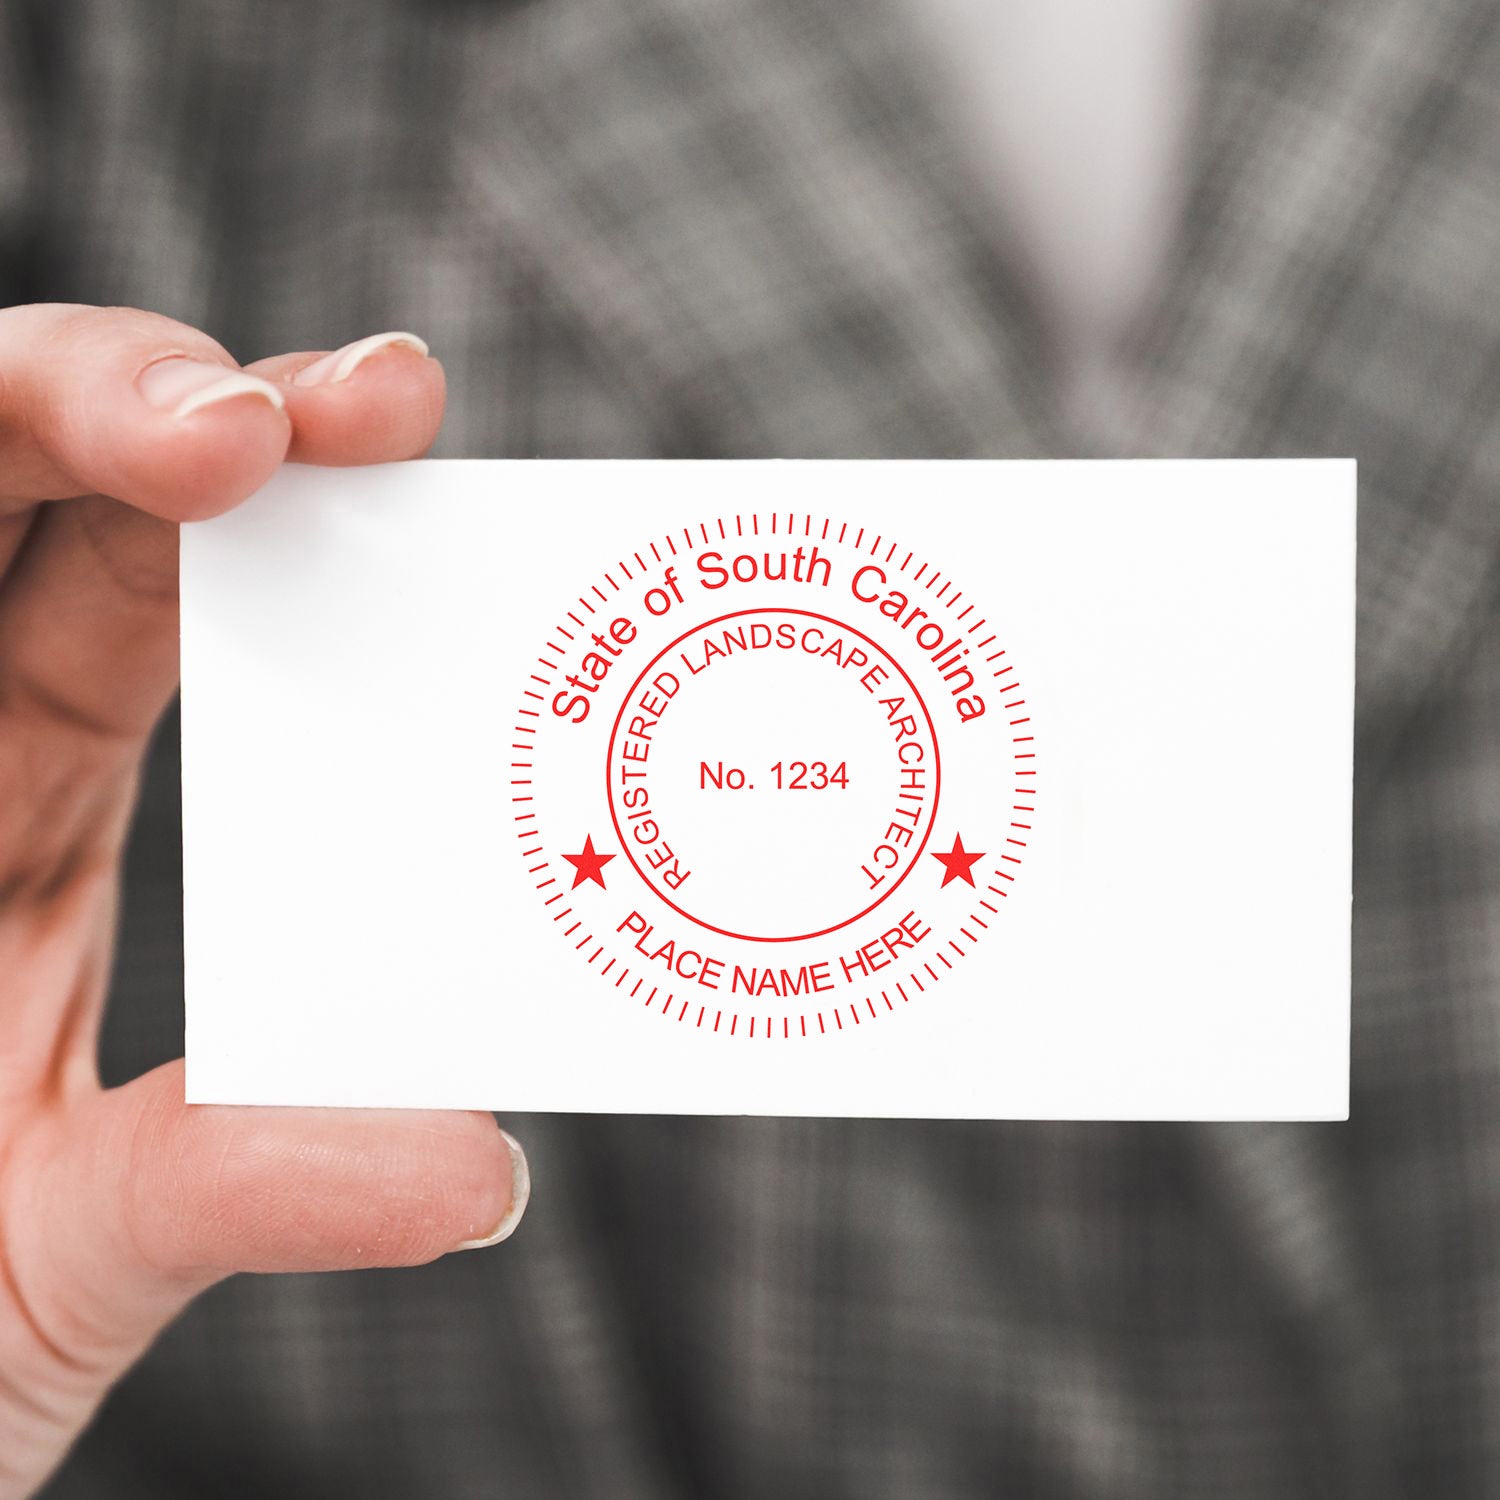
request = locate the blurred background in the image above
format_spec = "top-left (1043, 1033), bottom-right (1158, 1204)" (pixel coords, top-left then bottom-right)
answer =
top-left (7, 0), bottom-right (1499, 1494)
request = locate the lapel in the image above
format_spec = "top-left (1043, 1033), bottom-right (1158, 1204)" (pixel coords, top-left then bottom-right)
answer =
top-left (1124, 0), bottom-right (1500, 781)
top-left (456, 0), bottom-right (1500, 777)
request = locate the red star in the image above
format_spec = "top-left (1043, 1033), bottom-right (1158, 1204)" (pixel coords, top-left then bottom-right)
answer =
top-left (562, 834), bottom-right (615, 889)
top-left (930, 832), bottom-right (985, 888)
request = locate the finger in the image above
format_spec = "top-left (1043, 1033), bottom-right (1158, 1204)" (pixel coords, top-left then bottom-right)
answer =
top-left (0, 303), bottom-right (291, 522)
top-left (0, 497), bottom-right (180, 740)
top-left (0, 511), bottom-right (33, 583)
top-left (247, 332), bottom-right (446, 467)
top-left (0, 322), bottom-right (444, 742)
top-left (3, 1060), bottom-right (527, 1383)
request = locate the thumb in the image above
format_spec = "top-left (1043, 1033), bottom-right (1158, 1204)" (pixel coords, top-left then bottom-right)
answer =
top-left (0, 1061), bottom-right (526, 1482)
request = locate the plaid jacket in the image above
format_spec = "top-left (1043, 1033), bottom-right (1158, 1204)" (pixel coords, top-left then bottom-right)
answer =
top-left (6, 0), bottom-right (1499, 1494)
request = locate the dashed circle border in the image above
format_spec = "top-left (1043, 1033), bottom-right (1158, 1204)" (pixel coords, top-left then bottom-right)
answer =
top-left (511, 511), bottom-right (1037, 1040)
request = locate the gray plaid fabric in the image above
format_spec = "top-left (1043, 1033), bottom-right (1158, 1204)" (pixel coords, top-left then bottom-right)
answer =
top-left (4, 0), bottom-right (1498, 1493)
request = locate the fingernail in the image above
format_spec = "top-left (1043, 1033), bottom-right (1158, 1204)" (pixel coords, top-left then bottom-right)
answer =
top-left (455, 1129), bottom-right (530, 1250)
top-left (137, 357), bottom-right (286, 419)
top-left (292, 331), bottom-right (430, 388)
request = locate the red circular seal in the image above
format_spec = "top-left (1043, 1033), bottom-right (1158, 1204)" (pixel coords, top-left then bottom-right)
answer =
top-left (513, 513), bottom-right (1036, 1041)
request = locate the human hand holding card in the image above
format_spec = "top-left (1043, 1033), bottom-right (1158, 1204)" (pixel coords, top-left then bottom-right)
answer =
top-left (181, 459), bottom-right (1353, 1119)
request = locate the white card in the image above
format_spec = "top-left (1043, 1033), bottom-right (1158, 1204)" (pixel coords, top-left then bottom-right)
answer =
top-left (180, 459), bottom-right (1354, 1119)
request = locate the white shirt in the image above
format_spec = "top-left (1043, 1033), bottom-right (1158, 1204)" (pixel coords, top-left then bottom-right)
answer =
top-left (911, 0), bottom-right (1204, 427)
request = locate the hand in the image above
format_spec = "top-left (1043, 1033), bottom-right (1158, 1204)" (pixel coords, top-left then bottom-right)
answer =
top-left (0, 305), bottom-right (528, 1496)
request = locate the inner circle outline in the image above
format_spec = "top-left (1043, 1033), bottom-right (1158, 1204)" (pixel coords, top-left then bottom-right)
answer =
top-left (605, 606), bottom-right (943, 944)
